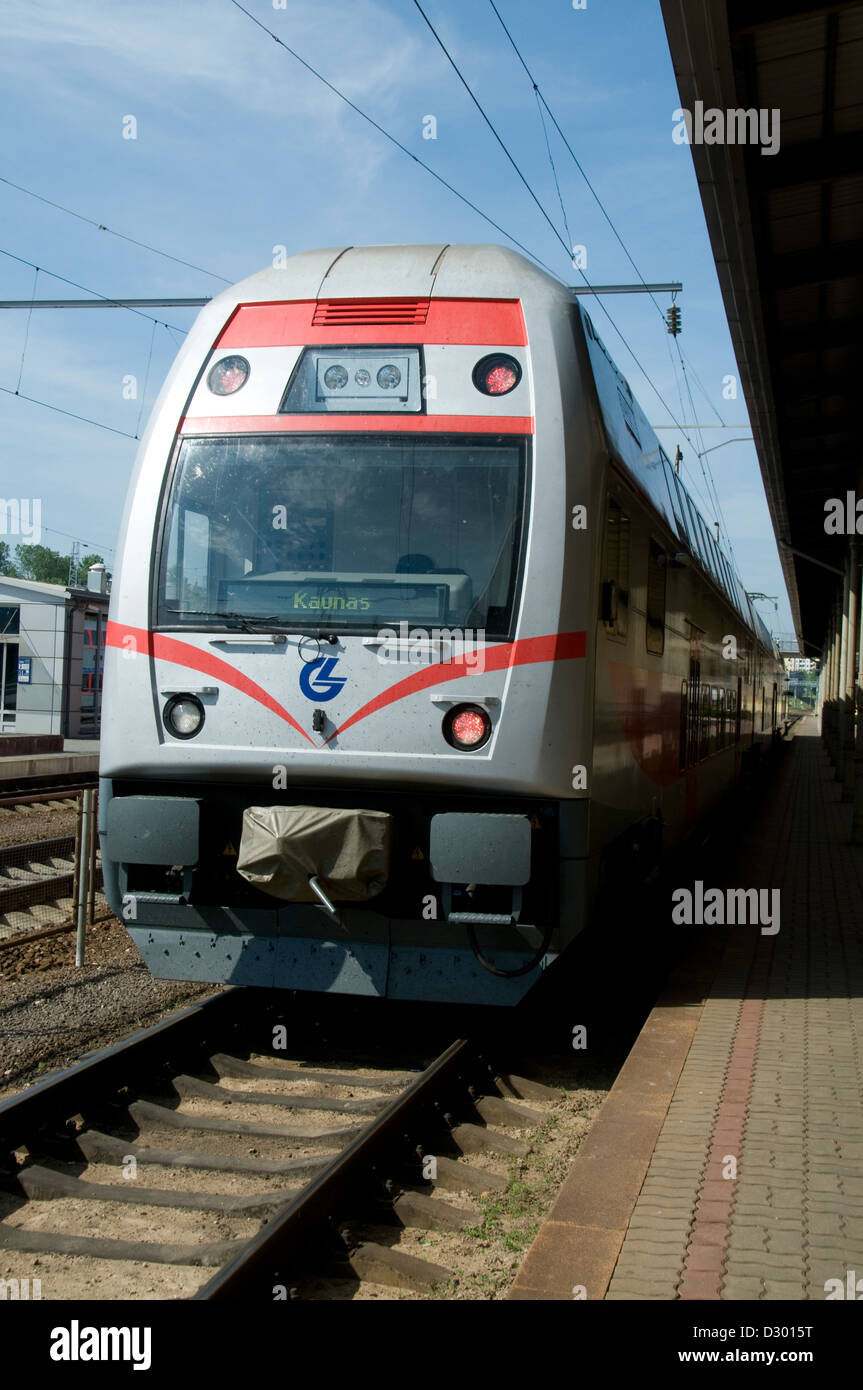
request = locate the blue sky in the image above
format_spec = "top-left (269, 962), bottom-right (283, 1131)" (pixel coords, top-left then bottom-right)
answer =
top-left (0, 0), bottom-right (793, 636)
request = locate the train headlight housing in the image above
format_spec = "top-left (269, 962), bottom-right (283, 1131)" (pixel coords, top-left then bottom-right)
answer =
top-left (207, 355), bottom-right (250, 396)
top-left (163, 694), bottom-right (205, 739)
top-left (472, 353), bottom-right (521, 396)
top-left (280, 347), bottom-right (422, 412)
top-left (443, 703), bottom-right (492, 750)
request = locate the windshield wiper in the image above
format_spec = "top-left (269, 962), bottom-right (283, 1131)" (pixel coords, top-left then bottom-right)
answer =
top-left (165, 610), bottom-right (294, 631)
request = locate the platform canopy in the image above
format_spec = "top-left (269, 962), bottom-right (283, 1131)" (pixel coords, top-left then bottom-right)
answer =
top-left (660, 0), bottom-right (863, 657)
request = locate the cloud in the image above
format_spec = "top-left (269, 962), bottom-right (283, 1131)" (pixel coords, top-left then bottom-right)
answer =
top-left (0, 0), bottom-right (423, 123)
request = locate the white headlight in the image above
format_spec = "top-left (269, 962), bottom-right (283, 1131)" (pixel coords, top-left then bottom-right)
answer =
top-left (164, 695), bottom-right (204, 739)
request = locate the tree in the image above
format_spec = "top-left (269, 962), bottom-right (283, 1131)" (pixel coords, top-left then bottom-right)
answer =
top-left (14, 545), bottom-right (69, 584)
top-left (0, 541), bottom-right (20, 577)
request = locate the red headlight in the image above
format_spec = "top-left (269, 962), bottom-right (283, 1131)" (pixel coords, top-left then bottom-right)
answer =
top-left (472, 353), bottom-right (522, 396)
top-left (443, 703), bottom-right (492, 750)
top-left (207, 355), bottom-right (250, 396)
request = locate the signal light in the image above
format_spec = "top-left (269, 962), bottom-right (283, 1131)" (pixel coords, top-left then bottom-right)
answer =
top-left (666, 304), bottom-right (681, 336)
top-left (473, 354), bottom-right (522, 396)
top-left (443, 703), bottom-right (492, 750)
top-left (207, 355), bottom-right (250, 395)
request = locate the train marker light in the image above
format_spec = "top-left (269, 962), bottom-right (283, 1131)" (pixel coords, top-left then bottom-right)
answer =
top-left (207, 355), bottom-right (250, 395)
top-left (472, 353), bottom-right (521, 396)
top-left (443, 703), bottom-right (492, 750)
top-left (163, 694), bottom-right (205, 739)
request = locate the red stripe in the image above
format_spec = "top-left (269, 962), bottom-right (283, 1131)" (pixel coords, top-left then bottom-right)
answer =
top-left (180, 414), bottom-right (533, 436)
top-left (327, 631), bottom-right (587, 741)
top-left (105, 621), bottom-right (315, 745)
top-left (215, 298), bottom-right (527, 349)
top-left (105, 623), bottom-right (585, 747)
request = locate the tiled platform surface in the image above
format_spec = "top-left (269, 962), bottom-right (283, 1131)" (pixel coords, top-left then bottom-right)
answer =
top-left (510, 719), bottom-right (863, 1300)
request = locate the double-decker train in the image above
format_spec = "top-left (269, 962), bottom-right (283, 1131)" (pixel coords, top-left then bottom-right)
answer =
top-left (99, 243), bottom-right (786, 1005)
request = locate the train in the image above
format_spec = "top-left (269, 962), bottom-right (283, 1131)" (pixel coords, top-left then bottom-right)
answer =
top-left (98, 243), bottom-right (786, 1005)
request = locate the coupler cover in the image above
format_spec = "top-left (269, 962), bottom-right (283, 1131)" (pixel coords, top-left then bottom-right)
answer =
top-left (236, 805), bottom-right (393, 903)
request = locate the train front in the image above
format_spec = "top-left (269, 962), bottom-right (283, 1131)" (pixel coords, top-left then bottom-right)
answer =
top-left (99, 244), bottom-right (594, 1004)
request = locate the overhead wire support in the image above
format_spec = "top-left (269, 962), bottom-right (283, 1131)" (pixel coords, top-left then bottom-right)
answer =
top-left (571, 282), bottom-right (682, 295)
top-left (0, 298), bottom-right (211, 310)
top-left (0, 248), bottom-right (190, 333)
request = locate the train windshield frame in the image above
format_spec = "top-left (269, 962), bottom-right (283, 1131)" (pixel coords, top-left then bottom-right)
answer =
top-left (154, 433), bottom-right (530, 639)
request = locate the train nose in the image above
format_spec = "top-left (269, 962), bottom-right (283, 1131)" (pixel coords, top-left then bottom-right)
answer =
top-left (236, 805), bottom-right (393, 905)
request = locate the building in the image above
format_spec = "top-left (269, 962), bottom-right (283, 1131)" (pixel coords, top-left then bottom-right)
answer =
top-left (0, 569), bottom-right (109, 739)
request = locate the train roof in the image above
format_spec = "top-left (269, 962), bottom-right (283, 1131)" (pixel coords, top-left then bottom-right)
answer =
top-left (215, 243), bottom-right (569, 310)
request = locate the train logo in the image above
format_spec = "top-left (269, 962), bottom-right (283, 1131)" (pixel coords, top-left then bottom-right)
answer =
top-left (299, 656), bottom-right (347, 702)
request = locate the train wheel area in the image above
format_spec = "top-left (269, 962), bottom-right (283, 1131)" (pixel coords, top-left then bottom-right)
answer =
top-left (508, 715), bottom-right (863, 1301)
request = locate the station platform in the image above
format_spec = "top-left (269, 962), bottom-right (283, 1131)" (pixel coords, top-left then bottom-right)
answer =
top-left (0, 738), bottom-right (99, 784)
top-left (510, 717), bottom-right (863, 1301)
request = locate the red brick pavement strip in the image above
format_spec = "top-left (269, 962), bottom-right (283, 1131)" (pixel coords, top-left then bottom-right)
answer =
top-left (677, 932), bottom-right (775, 1299)
top-left (676, 728), bottom-right (797, 1299)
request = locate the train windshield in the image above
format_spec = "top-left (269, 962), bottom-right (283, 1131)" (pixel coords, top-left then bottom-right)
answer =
top-left (156, 434), bottom-right (528, 637)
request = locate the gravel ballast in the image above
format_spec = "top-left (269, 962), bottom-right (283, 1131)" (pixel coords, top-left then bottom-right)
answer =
top-left (0, 917), bottom-right (215, 1098)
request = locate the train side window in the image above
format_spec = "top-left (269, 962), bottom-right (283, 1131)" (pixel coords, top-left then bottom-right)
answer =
top-left (679, 679), bottom-right (688, 771)
top-left (718, 688), bottom-right (726, 747)
top-left (761, 686), bottom-right (766, 731)
top-left (735, 677), bottom-right (742, 742)
top-left (601, 497), bottom-right (630, 639)
top-left (646, 538), bottom-right (666, 656)
top-left (700, 686), bottom-right (710, 760)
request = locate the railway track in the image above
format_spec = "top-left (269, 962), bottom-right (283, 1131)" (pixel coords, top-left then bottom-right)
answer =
top-left (0, 832), bottom-right (104, 942)
top-left (0, 991), bottom-right (561, 1301)
top-left (0, 775), bottom-right (98, 804)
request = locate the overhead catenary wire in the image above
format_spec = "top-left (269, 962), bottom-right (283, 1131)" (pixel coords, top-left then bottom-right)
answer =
top-left (412, 0), bottom-right (572, 260)
top-left (487, 0), bottom-right (740, 546)
top-left (410, 1), bottom-right (715, 466)
top-left (15, 265), bottom-right (39, 394)
top-left (136, 319), bottom-right (159, 436)
top-left (226, 0), bottom-right (561, 280)
top-left (535, 90), bottom-right (573, 254)
top-left (0, 384), bottom-right (140, 440)
top-left (41, 526), bottom-right (115, 556)
top-left (0, 175), bottom-right (231, 284)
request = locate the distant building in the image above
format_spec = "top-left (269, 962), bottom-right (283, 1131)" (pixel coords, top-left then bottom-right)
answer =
top-left (0, 570), bottom-right (109, 738)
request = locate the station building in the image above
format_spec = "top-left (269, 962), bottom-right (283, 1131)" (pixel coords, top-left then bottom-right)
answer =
top-left (0, 567), bottom-right (109, 741)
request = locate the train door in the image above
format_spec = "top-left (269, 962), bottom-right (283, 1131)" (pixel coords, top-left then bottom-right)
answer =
top-left (735, 675), bottom-right (742, 743)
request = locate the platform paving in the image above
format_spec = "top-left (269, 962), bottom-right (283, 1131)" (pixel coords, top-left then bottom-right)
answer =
top-left (509, 719), bottom-right (863, 1301)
